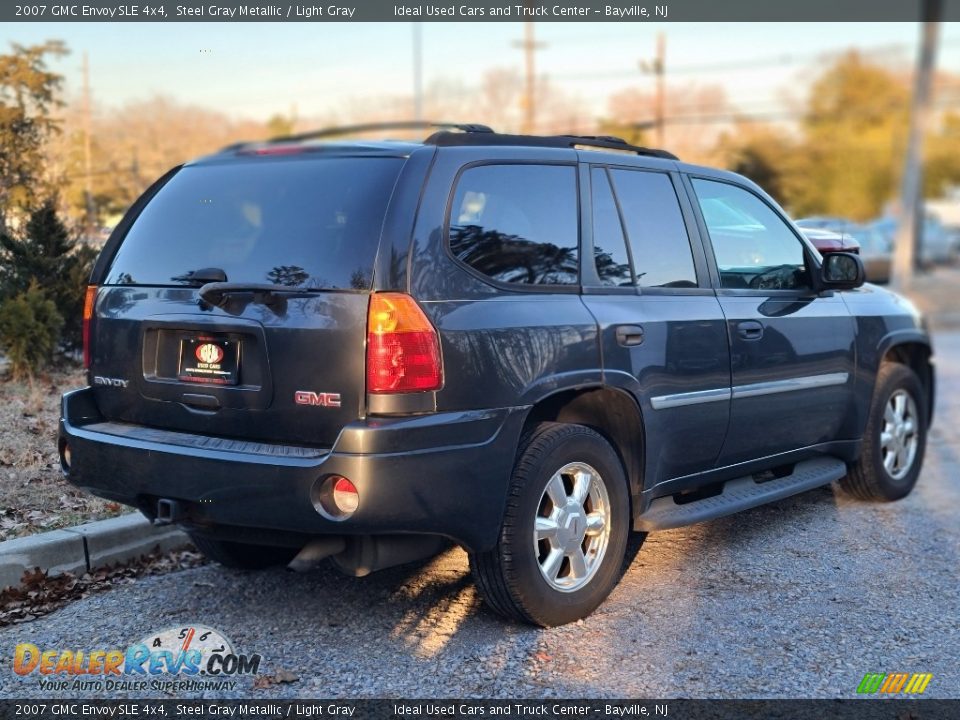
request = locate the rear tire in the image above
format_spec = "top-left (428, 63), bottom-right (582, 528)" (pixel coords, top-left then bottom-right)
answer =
top-left (840, 362), bottom-right (928, 501)
top-left (189, 533), bottom-right (297, 570)
top-left (469, 422), bottom-right (631, 627)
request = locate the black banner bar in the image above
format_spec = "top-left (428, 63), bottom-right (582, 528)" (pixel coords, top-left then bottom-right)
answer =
top-left (5, 0), bottom-right (960, 23)
top-left (0, 700), bottom-right (959, 720)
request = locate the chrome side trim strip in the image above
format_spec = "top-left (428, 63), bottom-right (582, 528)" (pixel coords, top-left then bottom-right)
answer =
top-left (650, 372), bottom-right (849, 410)
top-left (731, 372), bottom-right (850, 400)
top-left (651, 387), bottom-right (731, 410)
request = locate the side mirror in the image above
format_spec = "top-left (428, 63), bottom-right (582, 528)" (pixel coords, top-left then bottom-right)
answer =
top-left (821, 252), bottom-right (865, 290)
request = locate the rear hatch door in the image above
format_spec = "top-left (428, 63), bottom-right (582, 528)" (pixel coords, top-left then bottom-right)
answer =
top-left (90, 154), bottom-right (406, 447)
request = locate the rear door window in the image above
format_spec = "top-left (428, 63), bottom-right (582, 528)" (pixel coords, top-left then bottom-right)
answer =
top-left (105, 157), bottom-right (404, 290)
top-left (448, 164), bottom-right (579, 286)
top-left (608, 169), bottom-right (698, 289)
top-left (591, 168), bottom-right (634, 287)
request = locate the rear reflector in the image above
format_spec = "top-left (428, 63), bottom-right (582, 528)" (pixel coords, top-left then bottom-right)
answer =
top-left (82, 285), bottom-right (97, 369)
top-left (312, 475), bottom-right (359, 520)
top-left (332, 477), bottom-right (360, 514)
top-left (366, 293), bottom-right (442, 394)
top-left (59, 440), bottom-right (71, 474)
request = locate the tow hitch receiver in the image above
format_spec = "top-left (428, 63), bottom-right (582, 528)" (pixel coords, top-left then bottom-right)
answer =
top-left (154, 498), bottom-right (185, 525)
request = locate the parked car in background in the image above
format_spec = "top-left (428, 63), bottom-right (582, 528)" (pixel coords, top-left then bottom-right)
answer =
top-left (799, 226), bottom-right (888, 284)
top-left (795, 216), bottom-right (856, 234)
top-left (871, 215), bottom-right (958, 268)
top-left (847, 224), bottom-right (892, 284)
top-left (799, 227), bottom-right (860, 255)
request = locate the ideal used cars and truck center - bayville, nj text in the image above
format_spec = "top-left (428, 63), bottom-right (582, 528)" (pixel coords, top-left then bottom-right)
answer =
top-left (18, 4), bottom-right (664, 19)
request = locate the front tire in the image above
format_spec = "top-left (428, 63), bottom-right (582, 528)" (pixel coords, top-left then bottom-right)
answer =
top-left (470, 422), bottom-right (631, 627)
top-left (189, 533), bottom-right (297, 569)
top-left (840, 362), bottom-right (928, 501)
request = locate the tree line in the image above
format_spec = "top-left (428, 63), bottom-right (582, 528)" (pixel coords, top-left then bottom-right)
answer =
top-left (2, 41), bottom-right (959, 379)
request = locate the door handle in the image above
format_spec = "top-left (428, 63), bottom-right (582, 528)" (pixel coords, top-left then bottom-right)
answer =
top-left (737, 321), bottom-right (764, 341)
top-left (615, 325), bottom-right (645, 347)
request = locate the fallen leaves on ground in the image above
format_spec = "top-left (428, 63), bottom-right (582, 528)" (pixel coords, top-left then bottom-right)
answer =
top-left (0, 507), bottom-right (64, 537)
top-left (0, 548), bottom-right (206, 627)
top-left (251, 669), bottom-right (300, 690)
top-left (0, 368), bottom-right (125, 541)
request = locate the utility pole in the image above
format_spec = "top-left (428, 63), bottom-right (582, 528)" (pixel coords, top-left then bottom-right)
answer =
top-left (412, 22), bottom-right (423, 121)
top-left (81, 51), bottom-right (95, 235)
top-left (639, 33), bottom-right (666, 147)
top-left (514, 20), bottom-right (545, 134)
top-left (892, 2), bottom-right (942, 294)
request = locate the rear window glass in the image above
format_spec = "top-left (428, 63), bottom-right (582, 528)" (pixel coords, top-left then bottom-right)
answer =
top-left (105, 157), bottom-right (403, 289)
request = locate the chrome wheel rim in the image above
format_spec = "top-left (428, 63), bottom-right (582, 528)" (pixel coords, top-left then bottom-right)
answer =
top-left (534, 462), bottom-right (611, 593)
top-left (881, 389), bottom-right (919, 481)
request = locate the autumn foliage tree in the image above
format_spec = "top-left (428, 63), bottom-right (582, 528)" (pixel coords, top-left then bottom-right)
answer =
top-left (716, 52), bottom-right (934, 220)
top-left (787, 52), bottom-right (910, 220)
top-left (0, 41), bottom-right (67, 227)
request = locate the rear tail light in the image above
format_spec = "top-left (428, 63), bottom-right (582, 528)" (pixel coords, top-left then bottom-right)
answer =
top-left (366, 293), bottom-right (442, 394)
top-left (82, 285), bottom-right (97, 369)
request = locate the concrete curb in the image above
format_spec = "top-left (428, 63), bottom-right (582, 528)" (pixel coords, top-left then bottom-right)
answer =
top-left (0, 513), bottom-right (188, 591)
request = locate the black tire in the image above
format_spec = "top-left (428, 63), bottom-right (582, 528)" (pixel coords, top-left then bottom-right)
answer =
top-left (189, 533), bottom-right (297, 570)
top-left (840, 362), bottom-right (928, 502)
top-left (469, 422), bottom-right (631, 627)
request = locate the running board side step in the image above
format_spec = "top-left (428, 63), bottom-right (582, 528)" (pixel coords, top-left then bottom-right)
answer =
top-left (635, 456), bottom-right (848, 532)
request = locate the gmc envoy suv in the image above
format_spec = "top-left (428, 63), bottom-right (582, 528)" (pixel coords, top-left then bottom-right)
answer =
top-left (60, 124), bottom-right (934, 626)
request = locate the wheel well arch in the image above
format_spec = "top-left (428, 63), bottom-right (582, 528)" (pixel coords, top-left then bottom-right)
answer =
top-left (882, 341), bottom-right (934, 423)
top-left (522, 386), bottom-right (645, 504)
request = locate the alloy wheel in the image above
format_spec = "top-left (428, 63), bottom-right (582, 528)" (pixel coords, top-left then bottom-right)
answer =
top-left (533, 462), bottom-right (612, 592)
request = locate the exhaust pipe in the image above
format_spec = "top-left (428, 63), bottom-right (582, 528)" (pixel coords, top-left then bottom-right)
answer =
top-left (331, 535), bottom-right (448, 577)
top-left (287, 537), bottom-right (347, 573)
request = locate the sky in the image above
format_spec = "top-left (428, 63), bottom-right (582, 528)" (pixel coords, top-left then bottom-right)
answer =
top-left (6, 21), bottom-right (960, 125)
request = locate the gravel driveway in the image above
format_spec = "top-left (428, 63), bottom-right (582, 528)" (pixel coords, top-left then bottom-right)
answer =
top-left (1, 333), bottom-right (958, 700)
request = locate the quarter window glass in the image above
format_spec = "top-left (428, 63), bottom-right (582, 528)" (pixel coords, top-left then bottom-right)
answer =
top-left (609, 170), bottom-right (697, 288)
top-left (692, 179), bottom-right (810, 291)
top-left (591, 169), bottom-right (633, 286)
top-left (449, 164), bottom-right (579, 286)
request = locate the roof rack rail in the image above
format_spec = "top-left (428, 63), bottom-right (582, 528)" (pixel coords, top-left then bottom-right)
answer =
top-left (423, 130), bottom-right (678, 160)
top-left (267, 121), bottom-right (494, 144)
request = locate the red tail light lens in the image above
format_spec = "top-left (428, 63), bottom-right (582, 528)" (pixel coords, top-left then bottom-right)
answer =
top-left (82, 285), bottom-right (97, 369)
top-left (366, 293), bottom-right (442, 394)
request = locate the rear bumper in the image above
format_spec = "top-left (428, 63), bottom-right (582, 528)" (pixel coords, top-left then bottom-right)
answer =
top-left (59, 388), bottom-right (527, 553)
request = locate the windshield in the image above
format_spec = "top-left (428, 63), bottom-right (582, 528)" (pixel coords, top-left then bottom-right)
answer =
top-left (105, 156), bottom-right (404, 290)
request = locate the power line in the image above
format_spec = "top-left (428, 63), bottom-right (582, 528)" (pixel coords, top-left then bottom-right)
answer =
top-left (617, 95), bottom-right (960, 129)
top-left (557, 37), bottom-right (960, 83)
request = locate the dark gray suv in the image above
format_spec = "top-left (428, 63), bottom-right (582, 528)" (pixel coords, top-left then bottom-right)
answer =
top-left (60, 126), bottom-right (934, 626)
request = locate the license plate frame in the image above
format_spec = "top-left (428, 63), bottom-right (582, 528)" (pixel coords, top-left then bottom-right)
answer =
top-left (177, 336), bottom-right (240, 386)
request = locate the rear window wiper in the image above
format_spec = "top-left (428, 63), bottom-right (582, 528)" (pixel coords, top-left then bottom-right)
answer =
top-left (173, 267), bottom-right (229, 285)
top-left (198, 282), bottom-right (320, 309)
